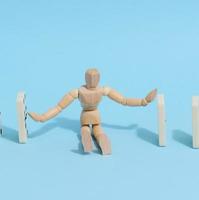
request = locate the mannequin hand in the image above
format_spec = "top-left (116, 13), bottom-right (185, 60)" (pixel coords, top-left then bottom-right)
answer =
top-left (145, 89), bottom-right (157, 103)
top-left (28, 112), bottom-right (45, 122)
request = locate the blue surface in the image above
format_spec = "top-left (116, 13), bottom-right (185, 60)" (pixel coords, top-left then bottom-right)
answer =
top-left (0, 0), bottom-right (199, 199)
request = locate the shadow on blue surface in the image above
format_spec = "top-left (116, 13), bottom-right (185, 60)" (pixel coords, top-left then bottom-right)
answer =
top-left (1, 126), bottom-right (18, 143)
top-left (29, 117), bottom-right (80, 138)
top-left (1, 118), bottom-right (160, 151)
top-left (172, 129), bottom-right (193, 148)
top-left (103, 123), bottom-right (159, 146)
top-left (29, 117), bottom-right (86, 154)
top-left (28, 118), bottom-right (141, 154)
top-left (137, 128), bottom-right (159, 146)
top-left (102, 123), bottom-right (138, 130)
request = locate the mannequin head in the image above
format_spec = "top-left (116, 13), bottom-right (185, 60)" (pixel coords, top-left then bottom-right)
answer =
top-left (85, 68), bottom-right (100, 89)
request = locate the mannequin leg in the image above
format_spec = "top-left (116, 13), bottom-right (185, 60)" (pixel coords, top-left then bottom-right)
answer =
top-left (92, 124), bottom-right (111, 155)
top-left (81, 125), bottom-right (92, 153)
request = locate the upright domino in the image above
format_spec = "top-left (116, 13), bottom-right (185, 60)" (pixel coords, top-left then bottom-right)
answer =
top-left (192, 96), bottom-right (199, 148)
top-left (16, 92), bottom-right (28, 143)
top-left (157, 94), bottom-right (166, 146)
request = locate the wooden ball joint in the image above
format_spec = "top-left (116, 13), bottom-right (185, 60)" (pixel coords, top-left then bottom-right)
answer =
top-left (29, 68), bottom-right (157, 155)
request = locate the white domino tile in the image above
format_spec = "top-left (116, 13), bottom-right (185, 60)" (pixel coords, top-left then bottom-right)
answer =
top-left (16, 92), bottom-right (28, 143)
top-left (157, 94), bottom-right (166, 147)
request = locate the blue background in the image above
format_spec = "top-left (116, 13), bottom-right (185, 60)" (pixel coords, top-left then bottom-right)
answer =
top-left (0, 0), bottom-right (199, 199)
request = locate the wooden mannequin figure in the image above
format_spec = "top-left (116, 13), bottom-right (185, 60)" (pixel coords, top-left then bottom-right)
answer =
top-left (29, 68), bottom-right (157, 155)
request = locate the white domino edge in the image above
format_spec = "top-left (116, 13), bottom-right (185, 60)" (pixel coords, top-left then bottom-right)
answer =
top-left (157, 94), bottom-right (166, 147)
top-left (16, 92), bottom-right (28, 144)
top-left (192, 96), bottom-right (199, 148)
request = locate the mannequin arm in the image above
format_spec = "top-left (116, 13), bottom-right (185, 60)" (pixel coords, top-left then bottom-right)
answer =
top-left (103, 87), bottom-right (157, 106)
top-left (28, 89), bottom-right (78, 122)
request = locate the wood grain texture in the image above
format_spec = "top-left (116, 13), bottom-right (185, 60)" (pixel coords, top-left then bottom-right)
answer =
top-left (93, 125), bottom-right (112, 155)
top-left (78, 86), bottom-right (102, 111)
top-left (80, 110), bottom-right (101, 125)
top-left (81, 125), bottom-right (92, 152)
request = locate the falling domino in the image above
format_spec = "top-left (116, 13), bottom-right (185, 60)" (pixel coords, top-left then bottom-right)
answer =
top-left (16, 92), bottom-right (28, 144)
top-left (157, 94), bottom-right (166, 146)
top-left (192, 96), bottom-right (199, 148)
